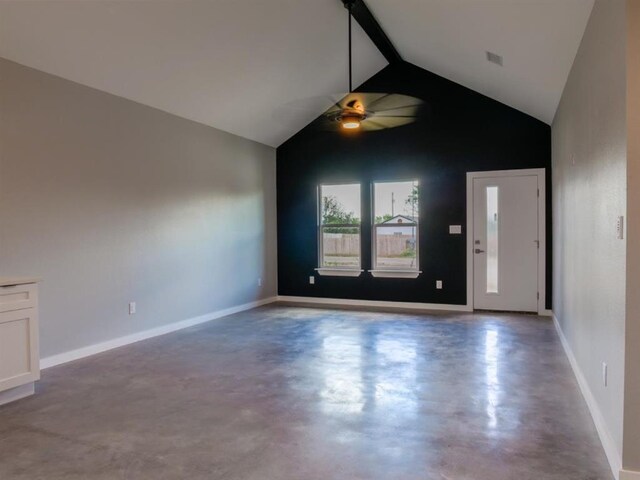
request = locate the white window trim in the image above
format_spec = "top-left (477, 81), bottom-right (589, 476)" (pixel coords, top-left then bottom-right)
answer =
top-left (318, 183), bottom-right (362, 275)
top-left (371, 180), bottom-right (420, 279)
top-left (369, 269), bottom-right (421, 279)
top-left (316, 268), bottom-right (364, 277)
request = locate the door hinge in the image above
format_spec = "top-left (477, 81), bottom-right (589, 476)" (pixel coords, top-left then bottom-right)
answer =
top-left (537, 292), bottom-right (540, 300)
top-left (537, 188), bottom-right (540, 198)
top-left (535, 239), bottom-right (540, 249)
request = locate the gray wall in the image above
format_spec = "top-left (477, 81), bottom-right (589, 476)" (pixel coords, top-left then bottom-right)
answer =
top-left (552, 0), bottom-right (626, 470)
top-left (624, 0), bottom-right (640, 472)
top-left (0, 58), bottom-right (277, 358)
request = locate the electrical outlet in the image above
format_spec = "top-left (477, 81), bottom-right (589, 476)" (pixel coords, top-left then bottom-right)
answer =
top-left (602, 362), bottom-right (608, 387)
top-left (436, 280), bottom-right (443, 289)
top-left (129, 302), bottom-right (136, 315)
top-left (258, 277), bottom-right (262, 287)
top-left (309, 276), bottom-right (315, 285)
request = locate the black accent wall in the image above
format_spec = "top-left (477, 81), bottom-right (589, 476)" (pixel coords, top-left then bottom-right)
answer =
top-left (277, 61), bottom-right (552, 309)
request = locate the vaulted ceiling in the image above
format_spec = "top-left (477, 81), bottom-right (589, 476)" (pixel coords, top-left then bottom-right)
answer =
top-left (367, 0), bottom-right (594, 127)
top-left (0, 0), bottom-right (594, 147)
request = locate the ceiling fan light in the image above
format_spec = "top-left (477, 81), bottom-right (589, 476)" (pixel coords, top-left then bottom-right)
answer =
top-left (341, 114), bottom-right (361, 129)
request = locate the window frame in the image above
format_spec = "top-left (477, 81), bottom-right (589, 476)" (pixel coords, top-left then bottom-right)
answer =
top-left (315, 182), bottom-right (363, 277)
top-left (370, 179), bottom-right (421, 279)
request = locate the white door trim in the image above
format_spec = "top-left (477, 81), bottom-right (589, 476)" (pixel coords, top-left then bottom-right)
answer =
top-left (466, 168), bottom-right (546, 314)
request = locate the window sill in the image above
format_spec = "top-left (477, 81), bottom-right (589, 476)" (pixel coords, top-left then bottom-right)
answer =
top-left (369, 270), bottom-right (421, 279)
top-left (315, 268), bottom-right (364, 277)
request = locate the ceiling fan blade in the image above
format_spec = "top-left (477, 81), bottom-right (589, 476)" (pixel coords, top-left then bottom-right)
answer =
top-left (323, 105), bottom-right (342, 117)
top-left (365, 93), bottom-right (423, 113)
top-left (371, 105), bottom-right (420, 115)
top-left (372, 114), bottom-right (419, 119)
top-left (339, 92), bottom-right (384, 104)
top-left (364, 93), bottom-right (394, 110)
top-left (360, 119), bottom-right (388, 131)
top-left (379, 116), bottom-right (417, 128)
top-left (362, 116), bottom-right (417, 131)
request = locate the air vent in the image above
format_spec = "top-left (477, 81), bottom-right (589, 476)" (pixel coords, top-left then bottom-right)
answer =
top-left (486, 51), bottom-right (503, 66)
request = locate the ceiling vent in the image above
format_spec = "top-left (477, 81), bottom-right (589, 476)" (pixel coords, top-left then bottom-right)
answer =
top-left (486, 51), bottom-right (503, 66)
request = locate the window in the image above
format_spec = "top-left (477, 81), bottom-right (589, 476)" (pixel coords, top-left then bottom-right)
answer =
top-left (371, 180), bottom-right (420, 278)
top-left (317, 183), bottom-right (362, 276)
top-left (486, 186), bottom-right (499, 293)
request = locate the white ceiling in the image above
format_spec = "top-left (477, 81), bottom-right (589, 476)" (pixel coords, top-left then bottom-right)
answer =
top-left (0, 0), bottom-right (386, 147)
top-left (0, 1), bottom-right (594, 147)
top-left (367, 0), bottom-right (594, 124)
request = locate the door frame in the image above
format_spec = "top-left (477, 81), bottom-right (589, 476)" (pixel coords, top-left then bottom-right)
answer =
top-left (466, 168), bottom-right (547, 315)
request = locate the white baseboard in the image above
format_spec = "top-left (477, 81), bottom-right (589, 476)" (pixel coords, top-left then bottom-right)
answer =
top-left (553, 314), bottom-right (622, 480)
top-left (41, 296), bottom-right (278, 369)
top-left (540, 309), bottom-right (553, 317)
top-left (276, 295), bottom-right (472, 312)
top-left (0, 382), bottom-right (35, 406)
top-left (621, 470), bottom-right (640, 480)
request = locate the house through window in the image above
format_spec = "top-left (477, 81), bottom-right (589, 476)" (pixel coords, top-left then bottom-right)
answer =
top-left (318, 183), bottom-right (361, 274)
top-left (372, 180), bottom-right (420, 275)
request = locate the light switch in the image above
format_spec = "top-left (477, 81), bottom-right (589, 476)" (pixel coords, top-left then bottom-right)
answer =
top-left (309, 276), bottom-right (315, 285)
top-left (617, 216), bottom-right (624, 240)
top-left (436, 280), bottom-right (443, 289)
top-left (449, 225), bottom-right (462, 234)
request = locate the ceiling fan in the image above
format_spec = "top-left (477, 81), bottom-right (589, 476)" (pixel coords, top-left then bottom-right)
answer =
top-left (318, 0), bottom-right (424, 132)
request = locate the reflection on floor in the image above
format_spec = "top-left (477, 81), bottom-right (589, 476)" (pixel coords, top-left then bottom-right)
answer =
top-left (0, 305), bottom-right (612, 479)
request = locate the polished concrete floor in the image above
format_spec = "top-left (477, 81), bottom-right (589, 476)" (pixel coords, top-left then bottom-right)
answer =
top-left (0, 305), bottom-right (612, 479)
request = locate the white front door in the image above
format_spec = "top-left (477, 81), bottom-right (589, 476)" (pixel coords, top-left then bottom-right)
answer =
top-left (472, 174), bottom-right (539, 312)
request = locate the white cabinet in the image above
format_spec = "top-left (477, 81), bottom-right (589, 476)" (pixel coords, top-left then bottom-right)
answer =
top-left (0, 278), bottom-right (40, 405)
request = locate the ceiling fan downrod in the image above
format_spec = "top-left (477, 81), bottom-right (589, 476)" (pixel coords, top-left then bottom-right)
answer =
top-left (345, 0), bottom-right (355, 93)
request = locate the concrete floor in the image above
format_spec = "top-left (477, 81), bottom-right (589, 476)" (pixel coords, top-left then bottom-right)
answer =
top-left (0, 305), bottom-right (612, 479)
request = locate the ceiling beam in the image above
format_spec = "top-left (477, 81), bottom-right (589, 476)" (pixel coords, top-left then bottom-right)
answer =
top-left (342, 0), bottom-right (402, 64)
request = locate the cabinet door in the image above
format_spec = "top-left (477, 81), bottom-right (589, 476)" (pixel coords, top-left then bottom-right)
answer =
top-left (0, 308), bottom-right (40, 391)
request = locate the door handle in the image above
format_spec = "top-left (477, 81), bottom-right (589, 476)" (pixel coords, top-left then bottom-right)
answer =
top-left (475, 248), bottom-right (485, 254)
